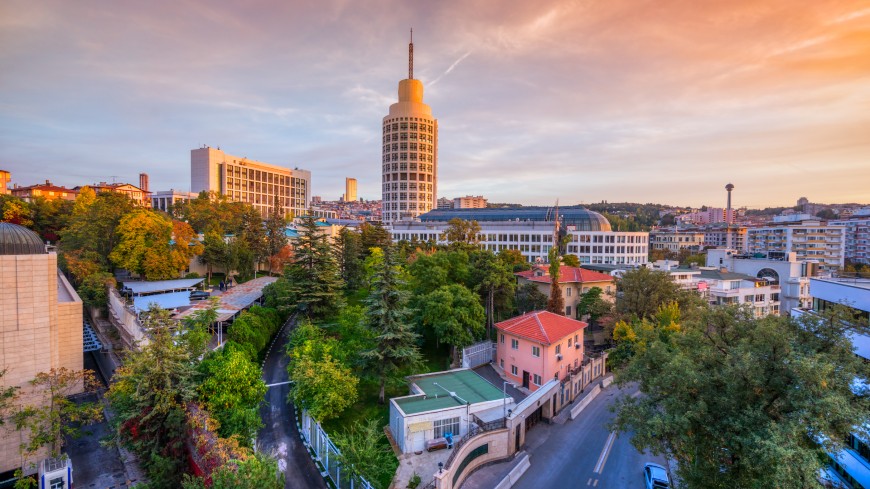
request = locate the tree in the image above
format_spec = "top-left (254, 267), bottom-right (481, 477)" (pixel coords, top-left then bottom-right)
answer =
top-left (546, 248), bottom-right (565, 314)
top-left (561, 253), bottom-right (580, 268)
top-left (612, 306), bottom-right (870, 489)
top-left (440, 218), bottom-right (481, 248)
top-left (237, 206), bottom-right (267, 277)
top-left (110, 209), bottom-right (179, 280)
top-left (470, 251), bottom-right (515, 339)
top-left (199, 231), bottom-right (227, 285)
top-left (335, 228), bottom-right (365, 290)
top-left (264, 196), bottom-right (288, 274)
top-left (29, 196), bottom-right (73, 242)
top-left (362, 245), bottom-right (421, 404)
top-left (288, 340), bottom-right (358, 422)
top-left (107, 305), bottom-right (201, 486)
top-left (332, 419), bottom-right (398, 488)
top-left (498, 249), bottom-right (531, 272)
top-left (0, 368), bottom-right (17, 427)
top-left (13, 368), bottom-right (103, 465)
top-left (616, 267), bottom-right (682, 320)
top-left (282, 216), bottom-right (344, 319)
top-left (576, 287), bottom-right (612, 323)
top-left (171, 220), bottom-right (204, 273)
top-left (408, 250), bottom-right (470, 296)
top-left (60, 187), bottom-right (136, 269)
top-left (816, 208), bottom-right (837, 220)
top-left (1, 197), bottom-right (33, 227)
top-left (359, 221), bottom-right (391, 255)
top-left (416, 284), bottom-right (486, 366)
top-left (516, 283), bottom-right (548, 313)
top-left (182, 452), bottom-right (284, 489)
top-left (198, 348), bottom-right (266, 444)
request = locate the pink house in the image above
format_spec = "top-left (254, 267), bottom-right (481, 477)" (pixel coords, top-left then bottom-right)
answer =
top-left (495, 311), bottom-right (588, 392)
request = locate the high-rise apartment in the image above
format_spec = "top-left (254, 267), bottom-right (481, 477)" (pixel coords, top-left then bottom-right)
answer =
top-left (381, 31), bottom-right (438, 223)
top-left (345, 177), bottom-right (358, 202)
top-left (191, 146), bottom-right (311, 218)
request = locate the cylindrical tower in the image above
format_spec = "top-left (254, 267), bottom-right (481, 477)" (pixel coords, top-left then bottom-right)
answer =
top-left (725, 183), bottom-right (735, 249)
top-left (381, 31), bottom-right (438, 223)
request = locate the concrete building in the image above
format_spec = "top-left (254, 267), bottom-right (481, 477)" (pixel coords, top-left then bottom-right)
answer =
top-left (515, 265), bottom-right (614, 317)
top-left (746, 220), bottom-right (846, 271)
top-left (437, 197), bottom-right (453, 210)
top-left (495, 311), bottom-right (589, 391)
top-left (454, 196), bottom-right (487, 209)
top-left (650, 229), bottom-right (705, 253)
top-left (695, 268), bottom-right (782, 317)
top-left (11, 180), bottom-right (78, 202)
top-left (381, 34), bottom-right (438, 223)
top-left (345, 177), bottom-right (357, 202)
top-left (191, 146), bottom-right (311, 218)
top-left (675, 207), bottom-right (737, 225)
top-left (392, 207), bottom-right (649, 265)
top-left (0, 223), bottom-right (83, 474)
top-left (151, 189), bottom-right (197, 213)
top-left (831, 215), bottom-right (870, 265)
top-left (702, 225), bottom-right (747, 251)
top-left (706, 249), bottom-right (812, 313)
top-left (389, 369), bottom-right (511, 454)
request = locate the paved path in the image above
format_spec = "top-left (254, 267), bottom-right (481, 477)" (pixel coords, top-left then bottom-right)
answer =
top-left (463, 383), bottom-right (666, 489)
top-left (257, 316), bottom-right (327, 489)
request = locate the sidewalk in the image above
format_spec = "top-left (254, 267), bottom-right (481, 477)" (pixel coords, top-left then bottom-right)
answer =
top-left (460, 452), bottom-right (527, 489)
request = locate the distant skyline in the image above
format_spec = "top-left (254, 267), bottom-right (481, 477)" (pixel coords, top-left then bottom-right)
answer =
top-left (1, 1), bottom-right (869, 208)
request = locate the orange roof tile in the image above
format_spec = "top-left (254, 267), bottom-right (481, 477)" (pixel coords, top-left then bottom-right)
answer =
top-left (515, 265), bottom-right (613, 284)
top-left (495, 310), bottom-right (587, 345)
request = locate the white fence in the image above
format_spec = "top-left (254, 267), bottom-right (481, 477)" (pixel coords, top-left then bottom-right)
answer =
top-left (461, 341), bottom-right (496, 369)
top-left (298, 409), bottom-right (377, 489)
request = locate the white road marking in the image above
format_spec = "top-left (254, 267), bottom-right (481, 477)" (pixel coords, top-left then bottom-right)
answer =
top-left (587, 478), bottom-right (592, 485)
top-left (266, 381), bottom-right (292, 387)
top-left (593, 432), bottom-right (617, 474)
top-left (593, 479), bottom-right (598, 487)
top-left (631, 390), bottom-right (642, 398)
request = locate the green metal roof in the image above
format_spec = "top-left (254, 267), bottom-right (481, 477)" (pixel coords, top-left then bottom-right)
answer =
top-left (394, 369), bottom-right (506, 415)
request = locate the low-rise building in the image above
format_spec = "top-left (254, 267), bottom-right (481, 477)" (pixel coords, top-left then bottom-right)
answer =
top-left (79, 182), bottom-right (152, 207)
top-left (495, 311), bottom-right (588, 390)
top-left (151, 189), bottom-right (197, 213)
top-left (515, 265), bottom-right (614, 317)
top-left (706, 249), bottom-right (812, 312)
top-left (695, 269), bottom-right (781, 317)
top-left (11, 180), bottom-right (78, 202)
top-left (388, 369), bottom-right (512, 454)
top-left (650, 229), bottom-right (705, 253)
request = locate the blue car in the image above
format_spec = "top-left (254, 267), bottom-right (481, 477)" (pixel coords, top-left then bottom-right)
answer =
top-left (644, 463), bottom-right (670, 489)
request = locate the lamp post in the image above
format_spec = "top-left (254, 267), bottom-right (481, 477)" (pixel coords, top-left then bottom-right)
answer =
top-left (503, 381), bottom-right (509, 420)
top-left (438, 461), bottom-right (443, 474)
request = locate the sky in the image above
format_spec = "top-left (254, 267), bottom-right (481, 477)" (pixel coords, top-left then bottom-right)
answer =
top-left (1, 0), bottom-right (869, 209)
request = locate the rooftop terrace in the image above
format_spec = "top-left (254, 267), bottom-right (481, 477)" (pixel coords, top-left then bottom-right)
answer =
top-left (394, 369), bottom-right (507, 415)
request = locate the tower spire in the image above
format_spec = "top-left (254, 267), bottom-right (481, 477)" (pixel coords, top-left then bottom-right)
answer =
top-left (409, 28), bottom-right (414, 80)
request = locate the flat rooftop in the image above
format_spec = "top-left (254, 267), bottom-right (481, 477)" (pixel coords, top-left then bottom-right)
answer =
top-left (174, 276), bottom-right (277, 322)
top-left (394, 369), bottom-right (507, 415)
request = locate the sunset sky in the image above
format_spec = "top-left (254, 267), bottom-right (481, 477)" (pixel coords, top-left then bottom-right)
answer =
top-left (1, 0), bottom-right (868, 208)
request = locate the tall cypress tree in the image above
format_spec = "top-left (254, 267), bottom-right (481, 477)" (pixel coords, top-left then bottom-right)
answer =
top-left (362, 245), bottom-right (421, 404)
top-left (284, 215), bottom-right (343, 319)
top-left (546, 247), bottom-right (565, 314)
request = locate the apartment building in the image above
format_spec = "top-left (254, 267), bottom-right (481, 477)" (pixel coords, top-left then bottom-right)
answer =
top-left (10, 180), bottom-right (78, 202)
top-left (650, 229), bottom-right (705, 253)
top-left (831, 214), bottom-right (870, 265)
top-left (746, 220), bottom-right (845, 270)
top-left (454, 195), bottom-right (487, 209)
top-left (191, 146), bottom-right (311, 218)
top-left (706, 249), bottom-right (812, 312)
top-left (515, 265), bottom-right (615, 317)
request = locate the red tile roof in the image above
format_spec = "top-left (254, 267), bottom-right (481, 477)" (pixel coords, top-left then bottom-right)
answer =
top-left (495, 310), bottom-right (587, 345)
top-left (515, 266), bottom-right (613, 284)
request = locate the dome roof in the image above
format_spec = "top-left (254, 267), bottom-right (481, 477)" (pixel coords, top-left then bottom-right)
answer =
top-left (0, 222), bottom-right (46, 255)
top-left (419, 206), bottom-right (613, 232)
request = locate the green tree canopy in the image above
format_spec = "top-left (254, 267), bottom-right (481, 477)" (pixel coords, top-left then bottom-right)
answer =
top-left (546, 248), bottom-right (565, 314)
top-left (440, 218), bottom-right (481, 248)
top-left (288, 340), bottom-right (359, 422)
top-left (332, 419), bottom-right (398, 489)
top-left (516, 283), bottom-right (548, 314)
top-left (416, 284), bottom-right (486, 366)
top-left (282, 215), bottom-right (344, 319)
top-left (470, 251), bottom-right (516, 338)
top-left (197, 347), bottom-right (266, 444)
top-left (612, 306), bottom-right (870, 489)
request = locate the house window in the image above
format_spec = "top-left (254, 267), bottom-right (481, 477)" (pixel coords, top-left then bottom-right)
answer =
top-left (532, 346), bottom-right (540, 357)
top-left (565, 305), bottom-right (572, 316)
top-left (511, 365), bottom-right (518, 376)
top-left (511, 339), bottom-right (519, 350)
top-left (434, 417), bottom-right (460, 438)
top-left (555, 344), bottom-right (561, 355)
top-left (533, 374), bottom-right (542, 385)
top-left (500, 334), bottom-right (504, 344)
top-left (566, 287), bottom-right (572, 296)
top-left (568, 338), bottom-right (572, 348)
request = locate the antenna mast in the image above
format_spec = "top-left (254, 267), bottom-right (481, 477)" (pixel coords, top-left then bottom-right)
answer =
top-left (409, 28), bottom-right (414, 79)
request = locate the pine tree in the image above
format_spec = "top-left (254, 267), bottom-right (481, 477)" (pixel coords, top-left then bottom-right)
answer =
top-left (546, 248), bottom-right (565, 314)
top-left (284, 215), bottom-right (344, 319)
top-left (362, 245), bottom-right (421, 404)
top-left (264, 195), bottom-right (288, 274)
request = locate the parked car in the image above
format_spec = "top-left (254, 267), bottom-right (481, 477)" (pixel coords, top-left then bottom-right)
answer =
top-left (189, 291), bottom-right (211, 300)
top-left (644, 463), bottom-right (670, 489)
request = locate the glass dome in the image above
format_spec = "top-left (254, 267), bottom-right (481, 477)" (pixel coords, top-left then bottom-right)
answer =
top-left (419, 206), bottom-right (612, 232)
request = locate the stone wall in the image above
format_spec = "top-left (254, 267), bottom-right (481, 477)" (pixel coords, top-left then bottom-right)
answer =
top-left (434, 428), bottom-right (510, 489)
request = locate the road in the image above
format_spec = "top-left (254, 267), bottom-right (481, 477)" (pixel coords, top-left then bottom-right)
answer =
top-left (258, 316), bottom-right (327, 489)
top-left (511, 383), bottom-right (667, 489)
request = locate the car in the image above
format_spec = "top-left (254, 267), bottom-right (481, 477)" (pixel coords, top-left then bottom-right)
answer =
top-left (644, 462), bottom-right (671, 489)
top-left (189, 290), bottom-right (211, 300)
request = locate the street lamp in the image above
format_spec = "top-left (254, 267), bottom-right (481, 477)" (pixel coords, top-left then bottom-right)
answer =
top-left (438, 462), bottom-right (443, 474)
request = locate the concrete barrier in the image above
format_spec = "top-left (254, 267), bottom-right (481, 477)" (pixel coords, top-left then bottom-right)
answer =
top-left (493, 452), bottom-right (531, 489)
top-left (601, 376), bottom-right (613, 389)
top-left (570, 385), bottom-right (601, 420)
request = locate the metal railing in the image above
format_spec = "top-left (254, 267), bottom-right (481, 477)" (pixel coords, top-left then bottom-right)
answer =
top-left (298, 409), bottom-right (376, 489)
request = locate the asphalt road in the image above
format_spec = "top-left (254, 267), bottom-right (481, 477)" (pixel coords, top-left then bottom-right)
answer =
top-left (258, 317), bottom-right (327, 489)
top-left (510, 383), bottom-right (668, 489)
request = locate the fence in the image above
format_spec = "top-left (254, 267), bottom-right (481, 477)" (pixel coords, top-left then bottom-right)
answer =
top-left (298, 409), bottom-right (376, 489)
top-left (460, 341), bottom-right (496, 369)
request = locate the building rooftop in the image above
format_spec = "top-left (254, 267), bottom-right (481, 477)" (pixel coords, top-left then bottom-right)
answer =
top-left (697, 269), bottom-right (757, 281)
top-left (0, 222), bottom-right (46, 255)
top-left (417, 206), bottom-right (612, 232)
top-left (394, 369), bottom-right (507, 415)
top-left (174, 276), bottom-right (277, 322)
top-left (495, 310), bottom-right (588, 345)
top-left (122, 278), bottom-right (204, 295)
top-left (516, 266), bottom-right (614, 284)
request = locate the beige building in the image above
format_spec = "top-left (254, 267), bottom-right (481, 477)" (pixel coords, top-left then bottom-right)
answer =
top-left (151, 189), bottom-right (197, 213)
top-left (515, 265), bottom-right (615, 317)
top-left (0, 170), bottom-right (10, 195)
top-left (80, 182), bottom-right (151, 207)
top-left (191, 146), bottom-right (311, 218)
top-left (650, 229), bottom-right (705, 252)
top-left (381, 35), bottom-right (438, 223)
top-left (0, 223), bottom-right (83, 473)
top-left (345, 177), bottom-right (357, 202)
top-left (11, 181), bottom-right (78, 202)
top-left (454, 195), bottom-right (487, 209)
